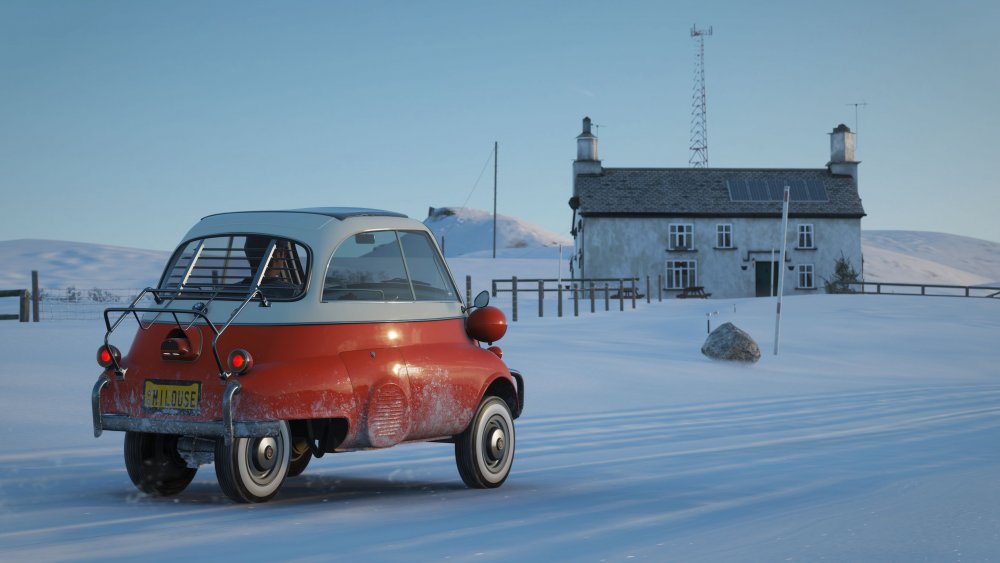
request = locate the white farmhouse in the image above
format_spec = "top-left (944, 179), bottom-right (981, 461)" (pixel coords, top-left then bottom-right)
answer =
top-left (568, 117), bottom-right (866, 298)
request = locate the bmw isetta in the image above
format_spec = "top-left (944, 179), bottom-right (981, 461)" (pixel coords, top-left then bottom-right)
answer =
top-left (92, 208), bottom-right (522, 503)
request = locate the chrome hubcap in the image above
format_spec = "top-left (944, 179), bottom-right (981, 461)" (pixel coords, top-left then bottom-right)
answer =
top-left (482, 415), bottom-right (509, 471)
top-left (252, 437), bottom-right (278, 473)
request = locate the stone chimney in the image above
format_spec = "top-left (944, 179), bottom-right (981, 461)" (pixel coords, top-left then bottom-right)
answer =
top-left (573, 116), bottom-right (602, 178)
top-left (827, 124), bottom-right (859, 182)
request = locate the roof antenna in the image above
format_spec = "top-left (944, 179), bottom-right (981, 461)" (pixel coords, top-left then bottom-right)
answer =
top-left (845, 101), bottom-right (867, 149)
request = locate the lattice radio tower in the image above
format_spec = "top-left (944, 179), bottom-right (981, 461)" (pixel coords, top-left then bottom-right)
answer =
top-left (689, 24), bottom-right (712, 167)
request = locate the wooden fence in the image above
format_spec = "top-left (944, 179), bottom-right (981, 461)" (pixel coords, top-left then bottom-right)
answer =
top-left (490, 276), bottom-right (664, 321)
top-left (842, 281), bottom-right (1000, 298)
top-left (0, 289), bottom-right (31, 322)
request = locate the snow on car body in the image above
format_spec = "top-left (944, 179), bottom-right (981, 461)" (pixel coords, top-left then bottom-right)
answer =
top-left (91, 208), bottom-right (522, 502)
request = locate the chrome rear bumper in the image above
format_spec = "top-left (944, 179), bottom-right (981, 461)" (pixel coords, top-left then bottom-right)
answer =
top-left (91, 374), bottom-right (280, 443)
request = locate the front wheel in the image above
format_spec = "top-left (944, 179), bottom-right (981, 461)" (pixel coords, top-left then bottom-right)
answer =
top-left (214, 421), bottom-right (291, 503)
top-left (455, 397), bottom-right (515, 488)
top-left (124, 431), bottom-right (197, 497)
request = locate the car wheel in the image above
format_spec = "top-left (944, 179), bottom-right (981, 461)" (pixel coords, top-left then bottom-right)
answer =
top-left (214, 421), bottom-right (291, 503)
top-left (455, 396), bottom-right (515, 488)
top-left (124, 431), bottom-right (197, 497)
top-left (287, 438), bottom-right (312, 477)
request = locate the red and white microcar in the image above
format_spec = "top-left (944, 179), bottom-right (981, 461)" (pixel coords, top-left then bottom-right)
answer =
top-left (92, 208), bottom-right (522, 503)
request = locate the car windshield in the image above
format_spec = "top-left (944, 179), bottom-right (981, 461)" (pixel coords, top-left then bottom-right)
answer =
top-left (159, 235), bottom-right (309, 300)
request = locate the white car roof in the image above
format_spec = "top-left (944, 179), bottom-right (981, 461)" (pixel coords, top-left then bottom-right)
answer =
top-left (163, 208), bottom-right (464, 325)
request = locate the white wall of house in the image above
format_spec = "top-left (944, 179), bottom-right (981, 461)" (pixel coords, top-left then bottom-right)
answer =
top-left (579, 216), bottom-right (862, 298)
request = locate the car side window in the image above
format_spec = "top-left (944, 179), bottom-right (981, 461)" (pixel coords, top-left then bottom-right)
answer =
top-left (398, 231), bottom-right (458, 301)
top-left (323, 231), bottom-right (415, 301)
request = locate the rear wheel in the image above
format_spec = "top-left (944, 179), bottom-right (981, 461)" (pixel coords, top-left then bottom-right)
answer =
top-left (455, 397), bottom-right (515, 488)
top-left (287, 438), bottom-right (312, 477)
top-left (214, 421), bottom-right (291, 503)
top-left (124, 432), bottom-right (197, 497)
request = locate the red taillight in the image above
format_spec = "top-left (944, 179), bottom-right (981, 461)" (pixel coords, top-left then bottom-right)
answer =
top-left (97, 345), bottom-right (121, 369)
top-left (228, 349), bottom-right (253, 375)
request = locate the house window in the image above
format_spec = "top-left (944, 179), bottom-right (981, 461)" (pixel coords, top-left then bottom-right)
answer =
top-left (798, 264), bottom-right (815, 289)
top-left (716, 224), bottom-right (733, 249)
top-left (666, 260), bottom-right (697, 289)
top-left (798, 224), bottom-right (815, 249)
top-left (669, 224), bottom-right (694, 250)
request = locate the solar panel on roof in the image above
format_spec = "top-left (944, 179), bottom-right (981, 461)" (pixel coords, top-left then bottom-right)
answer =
top-left (787, 180), bottom-right (810, 201)
top-left (747, 179), bottom-right (769, 201)
top-left (806, 179), bottom-right (829, 201)
top-left (727, 176), bottom-right (831, 203)
top-left (727, 180), bottom-right (750, 201)
top-left (767, 181), bottom-right (786, 201)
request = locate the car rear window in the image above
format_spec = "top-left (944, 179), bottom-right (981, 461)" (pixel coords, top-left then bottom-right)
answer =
top-left (323, 230), bottom-right (457, 302)
top-left (160, 235), bottom-right (309, 300)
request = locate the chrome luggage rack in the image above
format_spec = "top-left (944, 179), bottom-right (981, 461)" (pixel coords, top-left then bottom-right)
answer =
top-left (101, 285), bottom-right (269, 382)
top-left (101, 237), bottom-right (288, 382)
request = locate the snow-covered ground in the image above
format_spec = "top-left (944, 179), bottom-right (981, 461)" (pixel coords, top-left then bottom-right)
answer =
top-left (1, 227), bottom-right (999, 561)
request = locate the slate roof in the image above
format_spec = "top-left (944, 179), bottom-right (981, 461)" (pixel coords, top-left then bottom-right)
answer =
top-left (575, 167), bottom-right (865, 218)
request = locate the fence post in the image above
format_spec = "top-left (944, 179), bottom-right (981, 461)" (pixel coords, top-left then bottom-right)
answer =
top-left (631, 278), bottom-right (637, 309)
top-left (573, 285), bottom-right (579, 317)
top-left (646, 276), bottom-right (651, 304)
top-left (19, 290), bottom-right (29, 322)
top-left (658, 274), bottom-right (663, 302)
top-left (558, 284), bottom-right (563, 317)
top-left (538, 280), bottom-right (544, 318)
top-left (31, 270), bottom-right (40, 322)
top-left (466, 275), bottom-right (472, 307)
top-left (604, 283), bottom-right (610, 311)
top-left (589, 282), bottom-right (595, 313)
top-left (511, 276), bottom-right (518, 322)
top-left (618, 279), bottom-right (624, 311)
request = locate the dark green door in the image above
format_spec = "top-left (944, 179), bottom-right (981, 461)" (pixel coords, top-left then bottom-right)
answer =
top-left (755, 261), bottom-right (778, 297)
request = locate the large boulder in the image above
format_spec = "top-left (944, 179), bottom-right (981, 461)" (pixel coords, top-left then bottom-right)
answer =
top-left (701, 322), bottom-right (761, 363)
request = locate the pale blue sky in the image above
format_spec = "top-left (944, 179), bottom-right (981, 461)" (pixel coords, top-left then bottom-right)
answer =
top-left (2, 0), bottom-right (998, 250)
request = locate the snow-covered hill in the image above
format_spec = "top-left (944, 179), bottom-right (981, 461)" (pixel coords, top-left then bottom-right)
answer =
top-left (862, 230), bottom-right (1000, 285)
top-left (423, 207), bottom-right (571, 258)
top-left (0, 239), bottom-right (169, 290)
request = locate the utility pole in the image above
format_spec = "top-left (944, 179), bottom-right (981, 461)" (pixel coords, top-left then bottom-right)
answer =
top-left (774, 186), bottom-right (790, 355)
top-left (492, 141), bottom-right (498, 259)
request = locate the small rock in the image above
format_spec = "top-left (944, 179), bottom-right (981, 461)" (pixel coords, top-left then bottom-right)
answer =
top-left (701, 322), bottom-right (761, 363)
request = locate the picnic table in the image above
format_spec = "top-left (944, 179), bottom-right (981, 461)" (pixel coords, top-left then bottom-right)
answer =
top-left (610, 286), bottom-right (644, 299)
top-left (677, 286), bottom-right (711, 299)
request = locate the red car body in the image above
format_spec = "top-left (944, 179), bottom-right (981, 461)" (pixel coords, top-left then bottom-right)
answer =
top-left (92, 208), bottom-right (522, 502)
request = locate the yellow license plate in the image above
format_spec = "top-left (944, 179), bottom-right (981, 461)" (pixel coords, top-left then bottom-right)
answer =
top-left (143, 380), bottom-right (201, 412)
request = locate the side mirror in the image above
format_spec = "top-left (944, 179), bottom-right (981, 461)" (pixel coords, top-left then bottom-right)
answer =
top-left (473, 290), bottom-right (490, 309)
